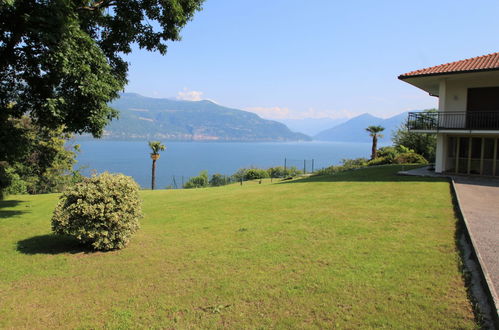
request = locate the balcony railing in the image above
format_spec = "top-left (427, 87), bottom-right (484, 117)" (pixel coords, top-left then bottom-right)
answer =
top-left (407, 111), bottom-right (499, 131)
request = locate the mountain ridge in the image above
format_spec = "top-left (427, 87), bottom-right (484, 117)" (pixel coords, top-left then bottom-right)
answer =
top-left (314, 112), bottom-right (409, 142)
top-left (86, 93), bottom-right (311, 142)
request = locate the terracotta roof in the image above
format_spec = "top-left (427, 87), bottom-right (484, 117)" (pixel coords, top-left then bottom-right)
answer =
top-left (399, 52), bottom-right (499, 79)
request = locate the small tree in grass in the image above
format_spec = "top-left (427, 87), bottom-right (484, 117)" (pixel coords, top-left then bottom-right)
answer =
top-left (51, 172), bottom-right (142, 251)
top-left (365, 125), bottom-right (385, 159)
top-left (148, 141), bottom-right (166, 190)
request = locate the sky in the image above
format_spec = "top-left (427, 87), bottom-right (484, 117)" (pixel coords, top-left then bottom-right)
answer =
top-left (123, 0), bottom-right (499, 120)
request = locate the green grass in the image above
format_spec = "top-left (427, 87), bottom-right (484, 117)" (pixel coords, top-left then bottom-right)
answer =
top-left (0, 165), bottom-right (476, 328)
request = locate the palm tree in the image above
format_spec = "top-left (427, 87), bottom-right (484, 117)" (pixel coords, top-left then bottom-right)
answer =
top-left (365, 126), bottom-right (384, 159)
top-left (148, 141), bottom-right (166, 190)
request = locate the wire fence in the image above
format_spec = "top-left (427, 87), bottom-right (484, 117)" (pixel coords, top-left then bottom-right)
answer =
top-left (162, 157), bottom-right (338, 189)
top-left (283, 158), bottom-right (315, 174)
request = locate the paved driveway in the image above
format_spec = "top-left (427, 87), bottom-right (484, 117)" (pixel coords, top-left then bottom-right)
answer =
top-left (453, 177), bottom-right (499, 314)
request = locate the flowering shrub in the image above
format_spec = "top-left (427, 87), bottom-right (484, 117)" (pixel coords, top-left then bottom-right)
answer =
top-left (51, 172), bottom-right (142, 251)
top-left (393, 152), bottom-right (428, 164)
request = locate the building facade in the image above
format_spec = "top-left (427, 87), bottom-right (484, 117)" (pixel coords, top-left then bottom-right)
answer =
top-left (399, 53), bottom-right (499, 176)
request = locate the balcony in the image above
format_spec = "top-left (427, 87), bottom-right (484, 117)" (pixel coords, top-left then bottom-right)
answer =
top-left (407, 111), bottom-right (499, 131)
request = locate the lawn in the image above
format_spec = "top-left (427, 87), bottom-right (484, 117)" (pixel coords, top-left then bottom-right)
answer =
top-left (0, 165), bottom-right (477, 328)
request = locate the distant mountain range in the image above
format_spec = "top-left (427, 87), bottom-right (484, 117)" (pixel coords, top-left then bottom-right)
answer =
top-left (314, 112), bottom-right (409, 143)
top-left (276, 118), bottom-right (349, 136)
top-left (90, 93), bottom-right (310, 141)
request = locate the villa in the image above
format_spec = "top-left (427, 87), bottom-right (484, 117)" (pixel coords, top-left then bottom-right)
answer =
top-left (399, 52), bottom-right (499, 175)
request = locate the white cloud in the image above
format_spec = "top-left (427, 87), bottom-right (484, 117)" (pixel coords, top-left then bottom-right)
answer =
top-left (245, 106), bottom-right (359, 120)
top-left (176, 88), bottom-right (204, 101)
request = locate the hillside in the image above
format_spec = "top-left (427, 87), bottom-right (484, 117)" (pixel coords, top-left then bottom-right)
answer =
top-left (0, 166), bottom-right (476, 328)
top-left (91, 93), bottom-right (310, 141)
top-left (314, 112), bottom-right (408, 142)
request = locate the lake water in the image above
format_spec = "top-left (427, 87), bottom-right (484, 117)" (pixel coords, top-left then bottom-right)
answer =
top-left (75, 141), bottom-right (374, 188)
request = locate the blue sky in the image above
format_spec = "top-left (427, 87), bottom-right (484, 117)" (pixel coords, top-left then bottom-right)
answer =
top-left (124, 0), bottom-right (499, 119)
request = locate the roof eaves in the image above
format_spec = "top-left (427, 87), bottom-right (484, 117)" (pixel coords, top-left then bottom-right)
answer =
top-left (398, 67), bottom-right (499, 80)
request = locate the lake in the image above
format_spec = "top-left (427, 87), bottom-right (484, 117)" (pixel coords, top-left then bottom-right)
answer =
top-left (75, 140), bottom-right (374, 188)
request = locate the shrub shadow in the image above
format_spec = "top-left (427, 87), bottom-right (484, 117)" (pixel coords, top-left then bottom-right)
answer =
top-left (0, 210), bottom-right (28, 219)
top-left (0, 200), bottom-right (29, 219)
top-left (17, 234), bottom-right (93, 255)
top-left (0, 200), bottom-right (24, 208)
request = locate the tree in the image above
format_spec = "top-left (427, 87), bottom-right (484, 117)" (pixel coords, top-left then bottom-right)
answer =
top-left (392, 110), bottom-right (437, 162)
top-left (0, 117), bottom-right (81, 197)
top-left (209, 173), bottom-right (230, 187)
top-left (365, 125), bottom-right (385, 159)
top-left (1, 0), bottom-right (204, 160)
top-left (148, 141), bottom-right (165, 190)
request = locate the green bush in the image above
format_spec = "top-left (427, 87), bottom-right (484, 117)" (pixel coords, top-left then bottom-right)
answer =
top-left (341, 157), bottom-right (368, 168)
top-left (393, 152), bottom-right (428, 164)
top-left (1, 166), bottom-right (27, 195)
top-left (244, 168), bottom-right (269, 180)
top-left (267, 166), bottom-right (285, 179)
top-left (284, 166), bottom-right (302, 177)
top-left (314, 158), bottom-right (367, 176)
top-left (51, 172), bottom-right (142, 251)
top-left (231, 168), bottom-right (247, 182)
top-left (376, 146), bottom-right (398, 160)
top-left (184, 170), bottom-right (209, 188)
top-left (367, 156), bottom-right (392, 166)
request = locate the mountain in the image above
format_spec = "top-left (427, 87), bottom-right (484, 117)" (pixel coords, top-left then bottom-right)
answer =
top-left (314, 112), bottom-right (408, 142)
top-left (276, 117), bottom-right (349, 136)
top-left (90, 93), bottom-right (310, 141)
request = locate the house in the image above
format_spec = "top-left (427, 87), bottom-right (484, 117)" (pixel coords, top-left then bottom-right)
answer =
top-left (399, 52), bottom-right (499, 176)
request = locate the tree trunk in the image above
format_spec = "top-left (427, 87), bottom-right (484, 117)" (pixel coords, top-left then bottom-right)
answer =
top-left (371, 135), bottom-right (378, 159)
top-left (151, 159), bottom-right (156, 190)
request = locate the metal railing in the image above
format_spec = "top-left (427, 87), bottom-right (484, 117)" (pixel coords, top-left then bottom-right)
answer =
top-left (407, 111), bottom-right (499, 131)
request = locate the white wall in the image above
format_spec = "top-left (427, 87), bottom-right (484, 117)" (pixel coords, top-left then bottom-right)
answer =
top-left (442, 74), bottom-right (499, 112)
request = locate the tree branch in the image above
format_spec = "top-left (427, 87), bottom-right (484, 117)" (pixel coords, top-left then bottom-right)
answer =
top-left (78, 0), bottom-right (117, 11)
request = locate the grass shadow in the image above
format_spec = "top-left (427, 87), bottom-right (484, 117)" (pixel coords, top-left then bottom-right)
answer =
top-left (17, 234), bottom-right (93, 255)
top-left (279, 165), bottom-right (449, 184)
top-left (0, 199), bottom-right (29, 219)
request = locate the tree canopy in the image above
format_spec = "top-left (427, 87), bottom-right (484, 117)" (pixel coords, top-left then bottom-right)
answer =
top-left (392, 109), bottom-right (437, 162)
top-left (148, 141), bottom-right (166, 155)
top-left (365, 125), bottom-right (385, 137)
top-left (0, 0), bottom-right (204, 140)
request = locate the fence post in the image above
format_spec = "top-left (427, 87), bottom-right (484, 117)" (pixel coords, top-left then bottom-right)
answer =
top-left (284, 158), bottom-right (287, 171)
top-left (312, 159), bottom-right (314, 173)
top-left (303, 159), bottom-right (306, 174)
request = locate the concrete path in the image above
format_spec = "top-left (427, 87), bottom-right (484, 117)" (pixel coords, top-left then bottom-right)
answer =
top-left (453, 177), bottom-right (499, 314)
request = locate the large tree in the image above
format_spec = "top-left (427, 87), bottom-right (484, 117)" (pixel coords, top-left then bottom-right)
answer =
top-left (0, 0), bottom-right (204, 154)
